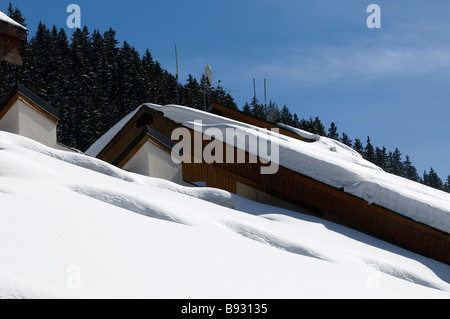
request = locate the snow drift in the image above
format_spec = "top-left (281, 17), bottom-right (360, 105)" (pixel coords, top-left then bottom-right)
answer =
top-left (1, 131), bottom-right (449, 298)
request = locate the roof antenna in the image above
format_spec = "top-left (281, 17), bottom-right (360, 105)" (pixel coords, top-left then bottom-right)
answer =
top-left (253, 78), bottom-right (256, 103)
top-left (202, 64), bottom-right (212, 110)
top-left (175, 44), bottom-right (179, 104)
top-left (264, 78), bottom-right (267, 109)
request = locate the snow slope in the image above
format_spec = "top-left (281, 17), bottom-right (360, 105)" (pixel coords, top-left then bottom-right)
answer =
top-left (0, 131), bottom-right (449, 298)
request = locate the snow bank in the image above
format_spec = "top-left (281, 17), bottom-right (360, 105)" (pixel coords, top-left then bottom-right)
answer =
top-left (0, 130), bottom-right (449, 298)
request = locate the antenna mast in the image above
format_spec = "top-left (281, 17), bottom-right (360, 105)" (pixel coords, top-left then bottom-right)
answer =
top-left (175, 44), bottom-right (179, 104)
top-left (253, 78), bottom-right (256, 103)
top-left (264, 78), bottom-right (267, 108)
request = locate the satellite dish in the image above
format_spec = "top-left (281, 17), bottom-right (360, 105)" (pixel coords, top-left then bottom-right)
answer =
top-left (204, 64), bottom-right (212, 86)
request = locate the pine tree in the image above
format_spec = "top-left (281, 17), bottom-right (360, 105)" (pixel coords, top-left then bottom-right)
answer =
top-left (353, 139), bottom-right (364, 155)
top-left (7, 2), bottom-right (26, 25)
top-left (403, 155), bottom-right (420, 182)
top-left (374, 146), bottom-right (388, 170)
top-left (279, 105), bottom-right (293, 125)
top-left (340, 133), bottom-right (352, 147)
top-left (88, 30), bottom-right (110, 139)
top-left (250, 97), bottom-right (265, 120)
top-left (292, 113), bottom-right (300, 128)
top-left (117, 41), bottom-right (144, 117)
top-left (70, 26), bottom-right (94, 150)
top-left (388, 148), bottom-right (404, 177)
top-left (242, 102), bottom-right (251, 114)
top-left (327, 122), bottom-right (339, 140)
top-left (312, 117), bottom-right (326, 136)
top-left (363, 137), bottom-right (375, 162)
top-left (265, 101), bottom-right (280, 123)
top-left (29, 22), bottom-right (54, 99)
top-left (52, 28), bottom-right (76, 146)
top-left (444, 175), bottom-right (450, 193)
top-left (423, 168), bottom-right (443, 190)
top-left (208, 85), bottom-right (237, 110)
top-left (102, 28), bottom-right (120, 128)
top-left (183, 74), bottom-right (201, 108)
top-left (298, 118), bottom-right (309, 131)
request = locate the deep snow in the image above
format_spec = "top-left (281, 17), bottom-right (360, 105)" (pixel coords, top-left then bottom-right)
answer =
top-left (1, 131), bottom-right (449, 298)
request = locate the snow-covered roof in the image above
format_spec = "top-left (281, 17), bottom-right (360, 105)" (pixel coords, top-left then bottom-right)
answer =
top-left (88, 103), bottom-right (450, 234)
top-left (0, 11), bottom-right (27, 30)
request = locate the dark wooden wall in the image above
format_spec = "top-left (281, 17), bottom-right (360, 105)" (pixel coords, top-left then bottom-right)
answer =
top-left (0, 21), bottom-right (27, 66)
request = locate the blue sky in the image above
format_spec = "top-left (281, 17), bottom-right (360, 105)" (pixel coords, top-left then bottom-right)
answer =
top-left (4, 0), bottom-right (450, 180)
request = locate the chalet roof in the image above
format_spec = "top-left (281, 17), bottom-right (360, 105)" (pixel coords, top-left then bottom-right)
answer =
top-left (0, 83), bottom-right (60, 120)
top-left (90, 103), bottom-right (450, 235)
top-left (0, 11), bottom-right (27, 30)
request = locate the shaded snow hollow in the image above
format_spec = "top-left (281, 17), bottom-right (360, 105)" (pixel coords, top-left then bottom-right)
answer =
top-left (89, 103), bottom-right (450, 233)
top-left (0, 131), bottom-right (449, 298)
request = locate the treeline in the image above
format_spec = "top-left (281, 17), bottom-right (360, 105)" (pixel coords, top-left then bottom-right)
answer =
top-left (1, 4), bottom-right (448, 193)
top-left (0, 4), bottom-right (236, 151)
top-left (242, 97), bottom-right (450, 193)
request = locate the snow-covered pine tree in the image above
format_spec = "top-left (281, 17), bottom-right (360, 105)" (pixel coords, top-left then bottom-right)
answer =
top-left (70, 26), bottom-right (94, 150)
top-left (117, 41), bottom-right (143, 117)
top-left (52, 28), bottom-right (77, 147)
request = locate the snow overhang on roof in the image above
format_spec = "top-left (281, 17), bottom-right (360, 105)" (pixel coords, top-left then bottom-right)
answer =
top-left (0, 11), bottom-right (27, 31)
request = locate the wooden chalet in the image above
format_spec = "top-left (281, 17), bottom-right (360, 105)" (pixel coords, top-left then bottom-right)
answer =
top-left (88, 103), bottom-right (450, 265)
